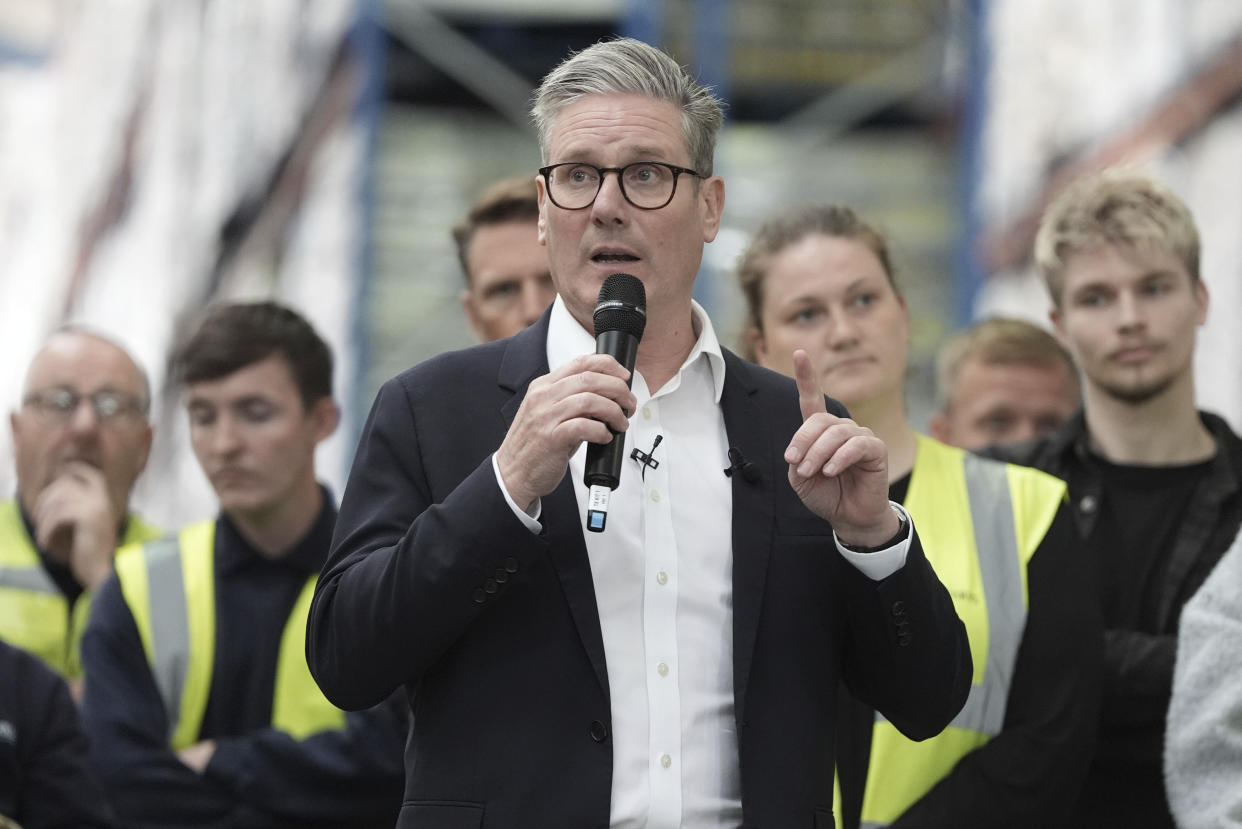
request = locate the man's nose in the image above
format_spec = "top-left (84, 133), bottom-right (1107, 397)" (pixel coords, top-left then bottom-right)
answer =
top-left (209, 417), bottom-right (243, 455)
top-left (67, 397), bottom-right (101, 434)
top-left (590, 171), bottom-right (628, 222)
top-left (1117, 291), bottom-right (1145, 329)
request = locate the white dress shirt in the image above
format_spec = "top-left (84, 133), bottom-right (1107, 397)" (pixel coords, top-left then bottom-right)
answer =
top-left (493, 296), bottom-right (910, 827)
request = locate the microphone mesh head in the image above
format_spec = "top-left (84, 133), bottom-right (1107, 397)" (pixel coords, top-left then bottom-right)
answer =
top-left (593, 273), bottom-right (647, 339)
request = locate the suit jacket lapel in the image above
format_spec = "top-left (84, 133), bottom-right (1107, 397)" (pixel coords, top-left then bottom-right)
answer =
top-left (497, 314), bottom-right (611, 701)
top-left (721, 351), bottom-right (777, 726)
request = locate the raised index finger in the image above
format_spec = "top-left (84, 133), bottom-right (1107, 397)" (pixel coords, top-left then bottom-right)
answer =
top-left (793, 349), bottom-right (827, 421)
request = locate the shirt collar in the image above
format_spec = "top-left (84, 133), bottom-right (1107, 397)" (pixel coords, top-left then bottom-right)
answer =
top-left (216, 485), bottom-right (338, 576)
top-left (545, 294), bottom-right (727, 403)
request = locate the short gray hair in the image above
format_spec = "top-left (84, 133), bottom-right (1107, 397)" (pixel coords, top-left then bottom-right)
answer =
top-left (531, 37), bottom-right (724, 176)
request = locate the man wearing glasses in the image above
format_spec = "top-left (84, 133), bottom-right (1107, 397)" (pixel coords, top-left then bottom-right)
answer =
top-left (309, 38), bottom-right (970, 829)
top-left (2, 327), bottom-right (159, 687)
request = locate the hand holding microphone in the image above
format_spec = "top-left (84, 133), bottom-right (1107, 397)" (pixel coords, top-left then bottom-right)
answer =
top-left (493, 275), bottom-right (643, 518)
top-left (583, 273), bottom-right (647, 531)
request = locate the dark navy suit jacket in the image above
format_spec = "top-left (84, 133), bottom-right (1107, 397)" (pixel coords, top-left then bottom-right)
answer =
top-left (308, 312), bottom-right (971, 829)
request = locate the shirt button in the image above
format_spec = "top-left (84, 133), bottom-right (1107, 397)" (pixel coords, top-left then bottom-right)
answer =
top-left (651, 490), bottom-right (661, 503)
top-left (1079, 495), bottom-right (1098, 513)
top-left (642, 407), bottom-right (652, 420)
top-left (660, 754), bottom-right (672, 769)
top-left (656, 571), bottom-right (668, 585)
top-left (657, 662), bottom-right (669, 677)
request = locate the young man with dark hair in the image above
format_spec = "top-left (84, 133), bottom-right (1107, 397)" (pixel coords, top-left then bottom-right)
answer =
top-left (995, 170), bottom-right (1242, 827)
top-left (81, 301), bottom-right (404, 827)
top-left (452, 175), bottom-right (555, 341)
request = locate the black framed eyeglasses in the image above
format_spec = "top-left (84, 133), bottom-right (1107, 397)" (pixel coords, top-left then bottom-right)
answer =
top-left (23, 387), bottom-right (147, 424)
top-left (538, 161), bottom-right (704, 210)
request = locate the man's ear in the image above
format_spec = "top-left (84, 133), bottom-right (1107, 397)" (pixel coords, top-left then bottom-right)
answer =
top-left (536, 174), bottom-right (550, 244)
top-left (1194, 277), bottom-right (1210, 326)
top-left (461, 290), bottom-right (485, 342)
top-left (133, 421), bottom-right (154, 476)
top-left (700, 176), bottom-right (725, 243)
top-left (1049, 305), bottom-right (1065, 338)
top-left (928, 411), bottom-right (952, 444)
top-left (310, 397), bottom-right (340, 443)
top-left (747, 327), bottom-right (770, 366)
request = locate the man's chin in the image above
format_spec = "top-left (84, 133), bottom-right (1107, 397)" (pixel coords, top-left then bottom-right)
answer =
top-left (1100, 375), bottom-right (1176, 406)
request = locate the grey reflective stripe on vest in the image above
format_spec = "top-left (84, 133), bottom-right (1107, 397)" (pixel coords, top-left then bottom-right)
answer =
top-left (949, 453), bottom-right (1025, 735)
top-left (874, 454), bottom-right (1026, 739)
top-left (0, 566), bottom-right (59, 594)
top-left (143, 537), bottom-right (192, 742)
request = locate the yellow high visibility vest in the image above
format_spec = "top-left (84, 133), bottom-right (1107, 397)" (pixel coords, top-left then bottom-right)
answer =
top-left (0, 498), bottom-right (160, 678)
top-left (836, 435), bottom-right (1066, 828)
top-left (114, 521), bottom-right (345, 750)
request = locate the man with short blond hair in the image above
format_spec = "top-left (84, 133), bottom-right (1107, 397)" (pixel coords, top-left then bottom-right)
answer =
top-left (930, 316), bottom-right (1080, 450)
top-left (995, 170), bottom-right (1242, 827)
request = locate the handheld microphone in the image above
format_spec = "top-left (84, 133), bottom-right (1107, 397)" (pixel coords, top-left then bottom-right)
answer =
top-left (584, 273), bottom-right (646, 532)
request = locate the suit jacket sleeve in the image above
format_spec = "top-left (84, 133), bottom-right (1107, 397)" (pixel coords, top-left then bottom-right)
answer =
top-left (890, 503), bottom-right (1102, 828)
top-left (308, 367), bottom-right (544, 710)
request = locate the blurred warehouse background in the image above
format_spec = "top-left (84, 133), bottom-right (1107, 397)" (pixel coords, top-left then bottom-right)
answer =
top-left (1, 0), bottom-right (1240, 528)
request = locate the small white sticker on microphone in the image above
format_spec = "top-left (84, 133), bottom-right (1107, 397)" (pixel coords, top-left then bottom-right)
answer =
top-left (587, 484), bottom-right (611, 532)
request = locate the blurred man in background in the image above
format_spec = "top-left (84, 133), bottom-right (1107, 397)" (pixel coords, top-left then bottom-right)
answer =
top-left (1, 637), bottom-right (115, 827)
top-left (995, 170), bottom-right (1242, 827)
top-left (453, 175), bottom-right (556, 341)
top-left (930, 316), bottom-right (1080, 451)
top-left (2, 328), bottom-right (159, 687)
top-left (81, 301), bottom-right (404, 827)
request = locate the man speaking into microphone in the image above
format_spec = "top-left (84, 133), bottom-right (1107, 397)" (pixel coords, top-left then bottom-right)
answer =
top-left (308, 38), bottom-right (971, 829)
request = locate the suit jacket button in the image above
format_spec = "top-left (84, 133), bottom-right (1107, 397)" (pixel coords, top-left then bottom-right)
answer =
top-left (589, 720), bottom-right (609, 742)
top-left (472, 588), bottom-right (487, 604)
top-left (494, 568), bottom-right (509, 584)
top-left (504, 557), bottom-right (520, 573)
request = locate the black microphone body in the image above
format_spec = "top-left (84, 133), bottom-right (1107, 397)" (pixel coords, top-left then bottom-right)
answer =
top-left (583, 273), bottom-right (646, 532)
top-left (583, 328), bottom-right (641, 490)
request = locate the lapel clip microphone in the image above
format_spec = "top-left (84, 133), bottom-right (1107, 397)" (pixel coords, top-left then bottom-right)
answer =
top-left (724, 447), bottom-right (760, 484)
top-left (631, 434), bottom-right (663, 480)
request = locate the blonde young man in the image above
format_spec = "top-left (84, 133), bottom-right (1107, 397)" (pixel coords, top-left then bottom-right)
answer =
top-left (2, 328), bottom-right (158, 683)
top-left (453, 176), bottom-right (556, 342)
top-left (309, 38), bottom-right (971, 829)
top-left (993, 171), bottom-right (1242, 827)
top-left (930, 317), bottom-right (1080, 451)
